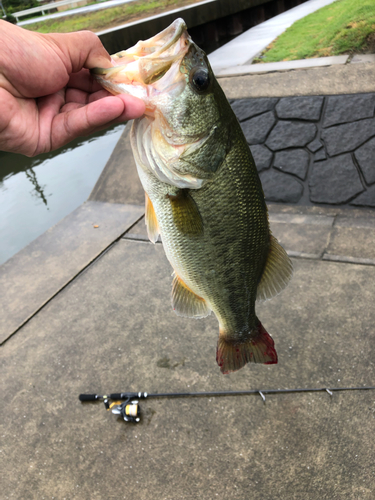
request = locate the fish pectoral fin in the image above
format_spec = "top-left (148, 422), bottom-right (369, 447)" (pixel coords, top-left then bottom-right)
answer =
top-left (167, 190), bottom-right (203, 237)
top-left (171, 274), bottom-right (211, 319)
top-left (256, 234), bottom-right (293, 302)
top-left (145, 193), bottom-right (160, 244)
top-left (216, 321), bottom-right (278, 374)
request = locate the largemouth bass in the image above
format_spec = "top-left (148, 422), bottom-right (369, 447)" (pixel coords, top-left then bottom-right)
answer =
top-left (92, 19), bottom-right (293, 374)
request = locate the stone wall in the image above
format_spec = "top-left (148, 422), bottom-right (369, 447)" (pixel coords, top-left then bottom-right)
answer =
top-left (231, 93), bottom-right (375, 207)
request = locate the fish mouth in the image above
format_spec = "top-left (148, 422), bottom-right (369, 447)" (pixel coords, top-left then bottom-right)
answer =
top-left (91, 18), bottom-right (190, 103)
top-left (93, 19), bottom-right (211, 190)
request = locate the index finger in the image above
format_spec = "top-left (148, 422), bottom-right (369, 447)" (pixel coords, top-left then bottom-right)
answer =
top-left (67, 68), bottom-right (104, 93)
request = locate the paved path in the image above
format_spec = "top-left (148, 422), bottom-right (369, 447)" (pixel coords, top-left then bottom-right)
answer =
top-left (209, 0), bottom-right (340, 74)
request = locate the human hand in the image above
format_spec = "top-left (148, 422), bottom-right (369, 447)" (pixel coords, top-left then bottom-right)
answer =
top-left (0, 21), bottom-right (145, 156)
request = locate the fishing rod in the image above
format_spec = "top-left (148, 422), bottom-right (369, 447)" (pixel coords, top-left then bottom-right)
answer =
top-left (79, 386), bottom-right (375, 423)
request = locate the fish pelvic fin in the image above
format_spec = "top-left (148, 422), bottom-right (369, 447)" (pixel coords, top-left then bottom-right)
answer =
top-left (166, 190), bottom-right (203, 237)
top-left (171, 273), bottom-right (211, 319)
top-left (256, 234), bottom-right (293, 302)
top-left (145, 193), bottom-right (160, 244)
top-left (216, 321), bottom-right (277, 374)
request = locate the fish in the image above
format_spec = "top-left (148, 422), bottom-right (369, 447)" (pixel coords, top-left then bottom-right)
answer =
top-left (92, 19), bottom-right (293, 374)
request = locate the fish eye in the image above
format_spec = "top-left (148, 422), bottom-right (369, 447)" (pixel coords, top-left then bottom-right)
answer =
top-left (190, 67), bottom-right (210, 93)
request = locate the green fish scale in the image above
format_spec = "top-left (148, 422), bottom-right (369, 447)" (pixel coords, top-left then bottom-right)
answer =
top-left (146, 122), bottom-right (269, 340)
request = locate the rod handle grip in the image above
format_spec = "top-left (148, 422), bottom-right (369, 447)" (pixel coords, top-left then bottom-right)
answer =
top-left (109, 393), bottom-right (126, 400)
top-left (79, 394), bottom-right (99, 402)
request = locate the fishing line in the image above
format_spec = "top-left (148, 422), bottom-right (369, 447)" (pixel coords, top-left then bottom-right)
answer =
top-left (79, 386), bottom-right (375, 423)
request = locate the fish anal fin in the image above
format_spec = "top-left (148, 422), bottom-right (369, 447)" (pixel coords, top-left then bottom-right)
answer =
top-left (171, 274), bottom-right (211, 319)
top-left (216, 321), bottom-right (277, 374)
top-left (257, 234), bottom-right (293, 302)
top-left (167, 190), bottom-right (203, 237)
top-left (145, 193), bottom-right (160, 244)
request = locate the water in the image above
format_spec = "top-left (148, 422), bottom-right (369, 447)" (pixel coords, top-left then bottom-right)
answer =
top-left (0, 124), bottom-right (126, 265)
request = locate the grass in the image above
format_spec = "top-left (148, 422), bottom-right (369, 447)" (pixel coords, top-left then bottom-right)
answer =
top-left (24, 0), bottom-right (202, 33)
top-left (254, 0), bottom-right (375, 63)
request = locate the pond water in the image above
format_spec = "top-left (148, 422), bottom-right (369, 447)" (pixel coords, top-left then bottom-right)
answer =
top-left (0, 124), bottom-right (126, 265)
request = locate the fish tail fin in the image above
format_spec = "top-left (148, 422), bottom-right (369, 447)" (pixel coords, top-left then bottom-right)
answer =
top-left (216, 321), bottom-right (277, 374)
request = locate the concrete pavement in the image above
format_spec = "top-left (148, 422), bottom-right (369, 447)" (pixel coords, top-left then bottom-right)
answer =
top-left (1, 201), bottom-right (375, 499)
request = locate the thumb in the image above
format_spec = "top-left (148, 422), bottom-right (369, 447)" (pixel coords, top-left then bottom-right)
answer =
top-left (37, 94), bottom-right (144, 153)
top-left (45, 30), bottom-right (114, 73)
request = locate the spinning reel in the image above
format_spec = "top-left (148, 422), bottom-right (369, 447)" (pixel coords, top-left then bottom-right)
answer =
top-left (79, 392), bottom-right (148, 422)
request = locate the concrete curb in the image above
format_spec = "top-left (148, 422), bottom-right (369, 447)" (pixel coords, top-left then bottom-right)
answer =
top-left (218, 63), bottom-right (375, 99)
top-left (216, 55), bottom-right (349, 77)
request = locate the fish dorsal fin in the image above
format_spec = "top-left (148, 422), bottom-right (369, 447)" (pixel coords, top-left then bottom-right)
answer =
top-left (167, 190), bottom-right (203, 237)
top-left (256, 235), bottom-right (293, 302)
top-left (145, 193), bottom-right (160, 244)
top-left (171, 274), bottom-right (211, 318)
